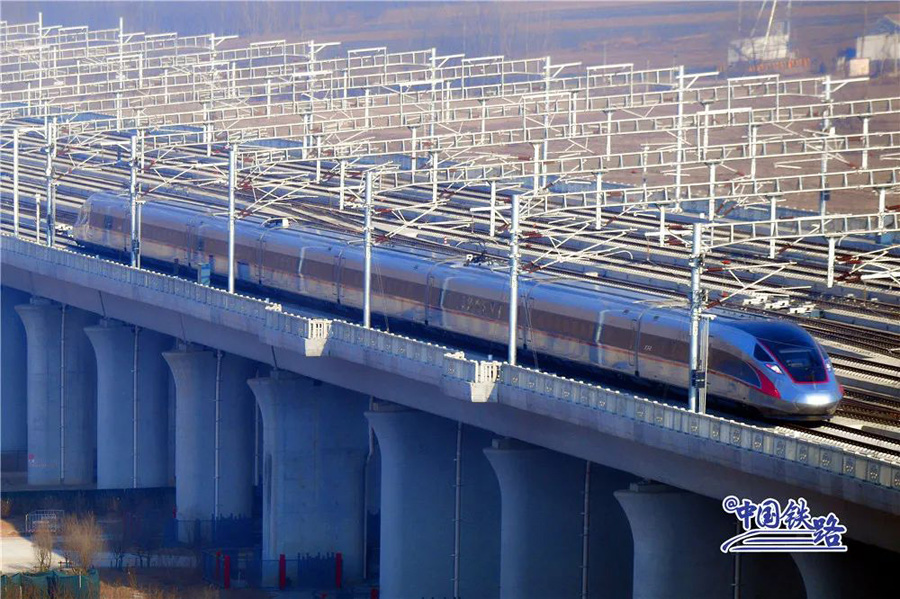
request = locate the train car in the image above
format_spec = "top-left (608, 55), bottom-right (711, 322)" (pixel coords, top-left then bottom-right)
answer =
top-left (73, 192), bottom-right (842, 420)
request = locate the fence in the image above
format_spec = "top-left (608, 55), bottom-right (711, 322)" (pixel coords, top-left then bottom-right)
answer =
top-left (25, 510), bottom-right (65, 534)
top-left (202, 548), bottom-right (258, 589)
top-left (202, 549), bottom-right (345, 591)
top-left (0, 570), bottom-right (100, 599)
top-left (163, 515), bottom-right (260, 548)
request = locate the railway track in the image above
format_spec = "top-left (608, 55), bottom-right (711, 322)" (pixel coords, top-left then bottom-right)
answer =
top-left (780, 420), bottom-right (900, 458)
top-left (836, 404), bottom-right (900, 427)
top-left (798, 320), bottom-right (900, 356)
top-left (834, 355), bottom-right (900, 380)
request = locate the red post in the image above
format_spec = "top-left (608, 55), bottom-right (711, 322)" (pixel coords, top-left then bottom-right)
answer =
top-left (278, 553), bottom-right (286, 589)
top-left (335, 552), bottom-right (343, 589)
top-left (370, 588), bottom-right (379, 599)
top-left (223, 555), bottom-right (231, 589)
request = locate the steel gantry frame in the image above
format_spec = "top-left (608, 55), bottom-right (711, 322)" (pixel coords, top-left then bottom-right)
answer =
top-left (2, 17), bottom-right (899, 408)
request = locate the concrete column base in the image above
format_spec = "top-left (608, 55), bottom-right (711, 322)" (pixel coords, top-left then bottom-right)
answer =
top-left (249, 371), bottom-right (368, 582)
top-left (485, 440), bottom-right (634, 599)
top-left (793, 543), bottom-right (897, 599)
top-left (163, 346), bottom-right (257, 538)
top-left (368, 405), bottom-right (500, 599)
top-left (616, 482), bottom-right (803, 599)
top-left (86, 320), bottom-right (171, 489)
top-left (2, 286), bottom-right (29, 459)
top-left (15, 298), bottom-right (98, 486)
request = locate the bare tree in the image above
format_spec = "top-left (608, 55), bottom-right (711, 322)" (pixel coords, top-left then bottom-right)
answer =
top-left (32, 521), bottom-right (55, 572)
top-left (61, 514), bottom-right (106, 574)
top-left (109, 516), bottom-right (128, 570)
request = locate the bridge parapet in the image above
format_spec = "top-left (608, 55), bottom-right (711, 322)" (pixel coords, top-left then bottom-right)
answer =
top-left (442, 352), bottom-right (502, 402)
top-left (329, 320), bottom-right (450, 387)
top-left (493, 364), bottom-right (900, 499)
top-left (262, 308), bottom-right (330, 356)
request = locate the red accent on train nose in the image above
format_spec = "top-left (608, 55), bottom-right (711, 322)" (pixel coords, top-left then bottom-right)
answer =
top-left (752, 365), bottom-right (781, 399)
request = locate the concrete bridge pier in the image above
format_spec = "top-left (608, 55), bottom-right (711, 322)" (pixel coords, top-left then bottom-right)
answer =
top-left (484, 440), bottom-right (634, 599)
top-left (367, 404), bottom-right (501, 599)
top-left (15, 298), bottom-right (98, 486)
top-left (792, 544), bottom-right (896, 599)
top-left (85, 319), bottom-right (172, 489)
top-left (615, 482), bottom-right (804, 599)
top-left (1, 286), bottom-right (29, 464)
top-left (163, 345), bottom-right (257, 539)
top-left (248, 371), bottom-right (369, 583)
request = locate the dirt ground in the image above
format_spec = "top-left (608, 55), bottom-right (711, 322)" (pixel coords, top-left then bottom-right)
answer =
top-left (2, 517), bottom-right (22, 537)
top-left (0, 517), bottom-right (256, 598)
top-left (0, 517), bottom-right (67, 574)
top-left (97, 567), bottom-right (219, 599)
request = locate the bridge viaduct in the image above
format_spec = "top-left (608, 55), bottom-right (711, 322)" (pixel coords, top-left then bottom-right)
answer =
top-left (2, 234), bottom-right (898, 599)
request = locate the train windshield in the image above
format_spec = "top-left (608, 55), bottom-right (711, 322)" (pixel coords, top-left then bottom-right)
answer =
top-left (762, 339), bottom-right (827, 383)
top-left (733, 321), bottom-right (828, 383)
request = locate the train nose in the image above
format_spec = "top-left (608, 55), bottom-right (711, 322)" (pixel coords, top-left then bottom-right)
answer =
top-left (799, 392), bottom-right (838, 407)
top-left (783, 388), bottom-right (841, 419)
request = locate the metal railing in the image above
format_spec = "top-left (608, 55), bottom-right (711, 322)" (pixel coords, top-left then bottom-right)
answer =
top-left (25, 509), bottom-right (65, 533)
top-left (202, 549), bottom-right (345, 591)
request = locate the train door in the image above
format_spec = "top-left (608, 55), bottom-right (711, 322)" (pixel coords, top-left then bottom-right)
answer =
top-left (424, 271), bottom-right (436, 325)
top-left (100, 212), bottom-right (114, 249)
top-left (115, 206), bottom-right (129, 253)
top-left (330, 250), bottom-right (341, 302)
top-left (256, 232), bottom-right (268, 286)
top-left (335, 251), bottom-right (346, 305)
top-left (630, 317), bottom-right (639, 374)
top-left (424, 263), bottom-right (443, 326)
top-left (523, 283), bottom-right (538, 349)
top-left (194, 222), bottom-right (214, 278)
top-left (186, 221), bottom-right (199, 268)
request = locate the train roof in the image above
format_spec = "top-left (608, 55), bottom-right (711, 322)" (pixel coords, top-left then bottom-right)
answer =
top-left (729, 320), bottom-right (815, 346)
top-left (83, 191), bottom-right (777, 322)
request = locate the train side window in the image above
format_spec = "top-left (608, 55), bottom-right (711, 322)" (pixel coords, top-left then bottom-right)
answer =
top-left (754, 344), bottom-right (773, 362)
top-left (711, 349), bottom-right (760, 387)
top-left (637, 332), bottom-right (686, 362)
top-left (342, 268), bottom-right (364, 290)
top-left (600, 324), bottom-right (635, 350)
top-left (443, 290), bottom-right (506, 320)
top-left (384, 277), bottom-right (424, 301)
top-left (739, 362), bottom-right (760, 387)
top-left (530, 309), bottom-right (594, 340)
top-left (442, 290), bottom-right (462, 311)
top-left (301, 258), bottom-right (333, 279)
top-left (428, 284), bottom-right (442, 307)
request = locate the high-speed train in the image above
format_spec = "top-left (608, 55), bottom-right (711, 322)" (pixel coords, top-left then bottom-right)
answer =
top-left (73, 191), bottom-right (843, 420)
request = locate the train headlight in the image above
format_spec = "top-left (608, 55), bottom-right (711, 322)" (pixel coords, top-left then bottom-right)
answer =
top-left (804, 394), bottom-right (833, 406)
top-left (824, 358), bottom-right (833, 371)
top-left (764, 363), bottom-right (784, 375)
